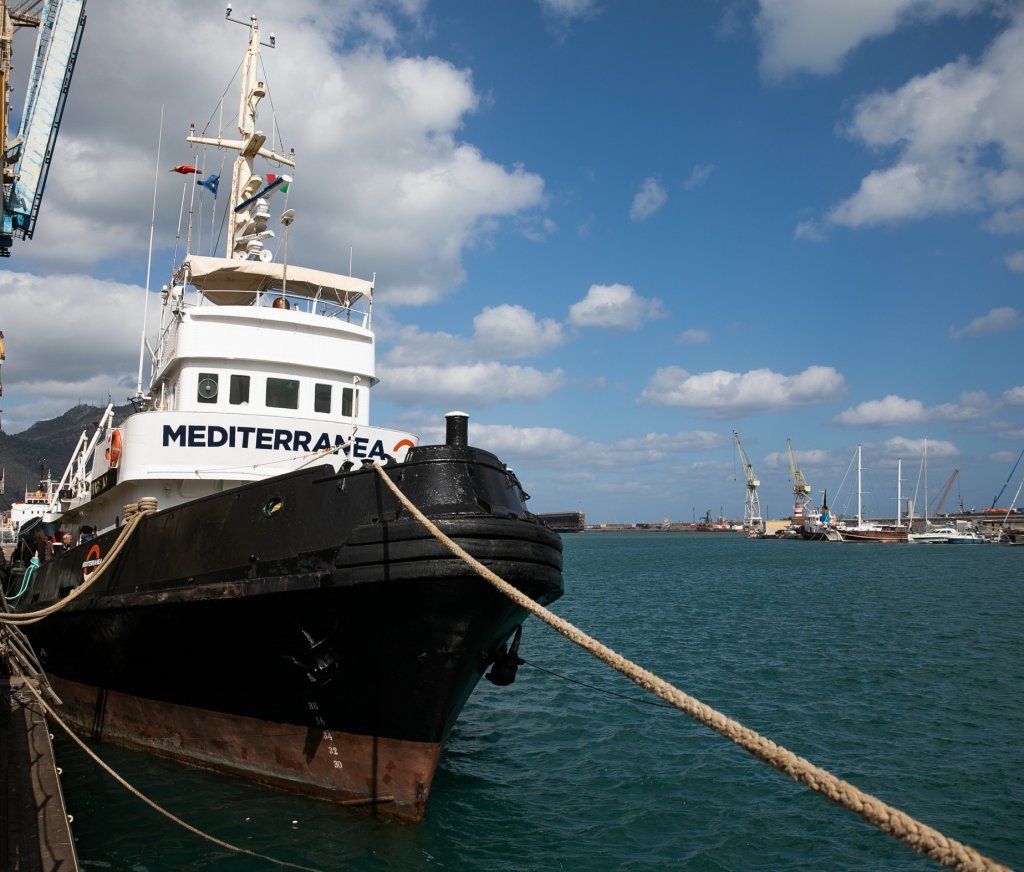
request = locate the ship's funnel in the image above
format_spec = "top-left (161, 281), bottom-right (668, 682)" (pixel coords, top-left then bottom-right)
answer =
top-left (445, 411), bottom-right (469, 447)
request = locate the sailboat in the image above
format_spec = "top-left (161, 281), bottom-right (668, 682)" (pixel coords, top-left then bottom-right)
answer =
top-left (836, 446), bottom-right (908, 543)
top-left (5, 15), bottom-right (563, 821)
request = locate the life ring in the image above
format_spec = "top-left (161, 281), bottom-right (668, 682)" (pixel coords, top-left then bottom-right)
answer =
top-left (104, 429), bottom-right (123, 467)
top-left (82, 543), bottom-right (102, 581)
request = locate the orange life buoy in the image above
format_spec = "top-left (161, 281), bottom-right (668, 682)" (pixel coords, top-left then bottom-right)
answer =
top-left (82, 543), bottom-right (102, 581)
top-left (104, 429), bottom-right (123, 467)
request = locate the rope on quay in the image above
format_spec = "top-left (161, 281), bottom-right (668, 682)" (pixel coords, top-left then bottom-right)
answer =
top-left (373, 464), bottom-right (1011, 872)
top-left (0, 496), bottom-right (328, 872)
top-left (0, 498), bottom-right (158, 625)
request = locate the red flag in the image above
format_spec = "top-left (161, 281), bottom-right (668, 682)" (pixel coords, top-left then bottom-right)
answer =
top-left (169, 165), bottom-right (199, 174)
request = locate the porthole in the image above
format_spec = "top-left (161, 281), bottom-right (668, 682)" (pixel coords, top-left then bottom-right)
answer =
top-left (263, 497), bottom-right (284, 517)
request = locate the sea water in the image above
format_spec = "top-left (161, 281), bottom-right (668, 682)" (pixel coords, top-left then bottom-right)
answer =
top-left (56, 533), bottom-right (1023, 871)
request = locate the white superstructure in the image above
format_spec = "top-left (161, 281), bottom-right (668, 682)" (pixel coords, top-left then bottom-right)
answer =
top-left (22, 13), bottom-right (416, 538)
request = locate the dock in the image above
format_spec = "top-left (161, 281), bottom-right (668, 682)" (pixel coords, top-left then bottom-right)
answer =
top-left (1, 675), bottom-right (79, 871)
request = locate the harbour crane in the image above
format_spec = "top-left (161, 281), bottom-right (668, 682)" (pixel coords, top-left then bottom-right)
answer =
top-left (0, 0), bottom-right (87, 256)
top-left (990, 447), bottom-right (1024, 510)
top-left (785, 437), bottom-right (812, 520)
top-left (732, 429), bottom-right (763, 532)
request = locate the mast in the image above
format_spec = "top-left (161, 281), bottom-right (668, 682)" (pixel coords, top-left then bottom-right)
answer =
top-left (923, 438), bottom-right (929, 527)
top-left (186, 12), bottom-right (295, 261)
top-left (896, 458), bottom-right (902, 527)
top-left (856, 444), bottom-right (863, 527)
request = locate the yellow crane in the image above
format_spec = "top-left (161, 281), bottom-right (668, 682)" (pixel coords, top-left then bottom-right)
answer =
top-left (786, 437), bottom-right (812, 521)
top-left (732, 430), bottom-right (763, 532)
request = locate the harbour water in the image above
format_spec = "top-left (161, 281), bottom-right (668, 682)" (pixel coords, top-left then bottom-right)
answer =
top-left (54, 533), bottom-right (1022, 870)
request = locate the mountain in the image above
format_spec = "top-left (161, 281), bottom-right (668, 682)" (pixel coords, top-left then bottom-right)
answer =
top-left (0, 403), bottom-right (134, 512)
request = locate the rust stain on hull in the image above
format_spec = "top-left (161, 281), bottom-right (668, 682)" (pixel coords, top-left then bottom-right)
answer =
top-left (53, 676), bottom-right (444, 821)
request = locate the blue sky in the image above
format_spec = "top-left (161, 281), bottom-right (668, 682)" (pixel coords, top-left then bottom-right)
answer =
top-left (1, 0), bottom-right (1023, 524)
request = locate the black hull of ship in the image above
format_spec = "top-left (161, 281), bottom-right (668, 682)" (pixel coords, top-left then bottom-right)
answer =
top-left (16, 443), bottom-right (563, 820)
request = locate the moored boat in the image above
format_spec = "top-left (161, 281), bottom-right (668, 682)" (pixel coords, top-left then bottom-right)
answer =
top-left (5, 14), bottom-right (563, 821)
top-left (834, 447), bottom-right (907, 543)
top-left (908, 523), bottom-right (987, 544)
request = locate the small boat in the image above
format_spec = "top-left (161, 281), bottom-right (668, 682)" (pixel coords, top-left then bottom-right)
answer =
top-left (7, 15), bottom-right (562, 821)
top-left (908, 523), bottom-right (987, 545)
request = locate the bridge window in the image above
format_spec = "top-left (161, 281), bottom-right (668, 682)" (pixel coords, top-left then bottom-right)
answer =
top-left (266, 377), bottom-right (299, 409)
top-left (197, 373), bottom-right (219, 404)
top-left (342, 386), bottom-right (358, 418)
top-left (314, 383), bottom-right (332, 414)
top-left (230, 375), bottom-right (250, 405)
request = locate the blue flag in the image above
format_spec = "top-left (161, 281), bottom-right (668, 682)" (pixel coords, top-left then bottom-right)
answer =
top-left (197, 174), bottom-right (220, 198)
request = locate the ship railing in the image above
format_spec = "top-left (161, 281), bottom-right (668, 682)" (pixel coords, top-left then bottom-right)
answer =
top-left (45, 402), bottom-right (115, 512)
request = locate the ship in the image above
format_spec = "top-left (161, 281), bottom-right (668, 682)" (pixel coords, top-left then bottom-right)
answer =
top-left (4, 14), bottom-right (563, 821)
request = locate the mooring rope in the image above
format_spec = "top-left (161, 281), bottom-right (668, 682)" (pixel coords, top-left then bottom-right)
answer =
top-left (0, 493), bottom-right (327, 871)
top-left (373, 464), bottom-right (1010, 872)
top-left (0, 498), bottom-right (159, 625)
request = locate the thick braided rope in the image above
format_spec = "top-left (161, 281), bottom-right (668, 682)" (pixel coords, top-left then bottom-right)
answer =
top-left (0, 498), bottom-right (159, 624)
top-left (374, 465), bottom-right (1010, 872)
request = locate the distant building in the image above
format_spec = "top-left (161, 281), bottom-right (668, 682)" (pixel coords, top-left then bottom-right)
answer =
top-left (537, 511), bottom-right (585, 533)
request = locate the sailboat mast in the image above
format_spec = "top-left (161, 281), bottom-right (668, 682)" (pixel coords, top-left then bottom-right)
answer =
top-left (923, 438), bottom-right (929, 527)
top-left (897, 458), bottom-right (902, 527)
top-left (857, 444), bottom-right (863, 526)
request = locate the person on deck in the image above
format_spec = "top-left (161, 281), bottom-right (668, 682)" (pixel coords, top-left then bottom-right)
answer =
top-left (33, 530), bottom-right (53, 562)
top-left (273, 297), bottom-right (290, 309)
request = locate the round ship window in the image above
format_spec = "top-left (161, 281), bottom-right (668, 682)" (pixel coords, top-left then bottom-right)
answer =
top-left (198, 376), bottom-right (219, 400)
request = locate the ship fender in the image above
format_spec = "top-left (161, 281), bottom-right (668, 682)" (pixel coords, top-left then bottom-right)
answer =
top-left (486, 624), bottom-right (524, 686)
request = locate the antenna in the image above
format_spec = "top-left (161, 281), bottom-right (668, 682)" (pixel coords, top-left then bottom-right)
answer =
top-left (137, 105), bottom-right (164, 400)
top-left (280, 208), bottom-right (295, 294)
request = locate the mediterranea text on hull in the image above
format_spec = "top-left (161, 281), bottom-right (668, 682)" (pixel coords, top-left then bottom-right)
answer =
top-left (7, 13), bottom-right (563, 821)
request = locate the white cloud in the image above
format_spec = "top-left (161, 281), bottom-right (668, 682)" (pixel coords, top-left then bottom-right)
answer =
top-left (378, 361), bottom-right (565, 407)
top-left (1003, 385), bottom-right (1024, 405)
top-left (794, 219), bottom-right (825, 241)
top-left (683, 164), bottom-right (715, 190)
top-left (984, 206), bottom-right (1024, 234)
top-left (472, 305), bottom-right (566, 358)
top-left (675, 329), bottom-right (710, 345)
top-left (536, 0), bottom-right (597, 21)
top-left (828, 13), bottom-right (1024, 229)
top-left (1005, 250), bottom-right (1024, 272)
top-left (0, 271), bottom-right (148, 430)
top-left (14, 3), bottom-right (546, 306)
top-left (950, 306), bottom-right (1024, 339)
top-left (881, 435), bottom-right (958, 459)
top-left (567, 284), bottom-right (667, 332)
top-left (834, 392), bottom-right (994, 425)
top-left (756, 0), bottom-right (990, 80)
top-left (629, 178), bottom-right (668, 221)
top-left (380, 303), bottom-right (565, 367)
top-left (638, 365), bottom-right (846, 417)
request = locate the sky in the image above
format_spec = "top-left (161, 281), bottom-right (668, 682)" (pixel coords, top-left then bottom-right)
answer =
top-left (1, 0), bottom-right (1023, 525)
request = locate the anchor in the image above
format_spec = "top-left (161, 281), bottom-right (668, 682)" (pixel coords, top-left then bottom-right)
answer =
top-left (486, 624), bottom-right (524, 686)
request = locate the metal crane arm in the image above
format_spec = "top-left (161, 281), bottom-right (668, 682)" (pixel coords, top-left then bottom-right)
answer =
top-left (1, 0), bottom-right (86, 254)
top-left (733, 430), bottom-right (759, 487)
top-left (786, 437), bottom-right (811, 495)
top-left (932, 468), bottom-right (959, 515)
